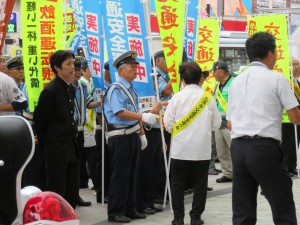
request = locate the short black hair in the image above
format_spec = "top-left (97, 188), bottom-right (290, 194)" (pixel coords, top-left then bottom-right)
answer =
top-left (246, 32), bottom-right (276, 63)
top-left (50, 50), bottom-right (74, 75)
top-left (179, 61), bottom-right (201, 85)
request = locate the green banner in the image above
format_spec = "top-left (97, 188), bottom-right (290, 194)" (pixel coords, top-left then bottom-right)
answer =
top-left (22, 0), bottom-right (65, 111)
top-left (155, 0), bottom-right (186, 94)
top-left (247, 14), bottom-right (291, 123)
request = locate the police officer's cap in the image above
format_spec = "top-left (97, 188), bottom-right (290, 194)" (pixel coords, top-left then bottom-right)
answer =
top-left (104, 61), bottom-right (109, 70)
top-left (154, 50), bottom-right (165, 61)
top-left (74, 56), bottom-right (84, 68)
top-left (113, 50), bottom-right (139, 69)
top-left (74, 56), bottom-right (88, 68)
top-left (7, 55), bottom-right (24, 70)
top-left (211, 60), bottom-right (228, 71)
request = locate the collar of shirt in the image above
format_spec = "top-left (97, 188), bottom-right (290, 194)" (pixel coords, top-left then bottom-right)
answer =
top-left (184, 84), bottom-right (201, 90)
top-left (56, 75), bottom-right (70, 87)
top-left (250, 61), bottom-right (269, 69)
top-left (116, 76), bottom-right (132, 89)
top-left (156, 67), bottom-right (169, 82)
top-left (81, 76), bottom-right (92, 84)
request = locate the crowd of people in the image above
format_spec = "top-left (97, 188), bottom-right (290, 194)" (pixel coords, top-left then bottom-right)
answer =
top-left (1, 31), bottom-right (300, 225)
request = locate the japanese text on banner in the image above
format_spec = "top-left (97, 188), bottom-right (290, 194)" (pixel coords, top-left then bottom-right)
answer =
top-left (102, 0), bottom-right (154, 97)
top-left (247, 14), bottom-right (291, 123)
top-left (195, 18), bottom-right (220, 94)
top-left (22, 0), bottom-right (65, 112)
top-left (155, 0), bottom-right (186, 94)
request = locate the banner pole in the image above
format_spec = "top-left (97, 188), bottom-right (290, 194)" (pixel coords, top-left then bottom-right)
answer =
top-left (63, 0), bottom-right (68, 50)
top-left (142, 0), bottom-right (172, 211)
top-left (101, 9), bottom-right (106, 207)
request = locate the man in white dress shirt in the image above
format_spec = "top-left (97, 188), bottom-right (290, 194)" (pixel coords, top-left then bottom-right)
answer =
top-left (164, 61), bottom-right (221, 225)
top-left (227, 32), bottom-right (300, 225)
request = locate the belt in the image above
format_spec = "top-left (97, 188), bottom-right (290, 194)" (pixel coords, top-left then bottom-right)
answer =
top-left (78, 126), bottom-right (84, 131)
top-left (107, 123), bottom-right (140, 138)
top-left (239, 135), bottom-right (265, 139)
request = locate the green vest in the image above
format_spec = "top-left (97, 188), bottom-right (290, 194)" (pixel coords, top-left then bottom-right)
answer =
top-left (216, 76), bottom-right (234, 117)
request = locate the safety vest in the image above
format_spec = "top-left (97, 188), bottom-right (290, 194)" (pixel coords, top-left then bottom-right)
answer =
top-left (215, 76), bottom-right (234, 117)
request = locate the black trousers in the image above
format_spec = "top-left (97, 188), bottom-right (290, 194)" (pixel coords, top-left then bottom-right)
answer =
top-left (85, 145), bottom-right (98, 187)
top-left (22, 143), bottom-right (46, 190)
top-left (231, 138), bottom-right (297, 225)
top-left (95, 129), bottom-right (110, 198)
top-left (156, 130), bottom-right (171, 200)
top-left (77, 131), bottom-right (89, 187)
top-left (171, 159), bottom-right (209, 220)
top-left (281, 123), bottom-right (299, 172)
top-left (136, 128), bottom-right (162, 211)
top-left (107, 133), bottom-right (140, 217)
top-left (46, 161), bottom-right (80, 209)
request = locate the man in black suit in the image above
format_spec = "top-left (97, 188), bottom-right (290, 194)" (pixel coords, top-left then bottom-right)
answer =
top-left (34, 50), bottom-right (80, 209)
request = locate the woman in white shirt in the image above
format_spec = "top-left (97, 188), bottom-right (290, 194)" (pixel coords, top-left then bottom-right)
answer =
top-left (164, 62), bottom-right (221, 225)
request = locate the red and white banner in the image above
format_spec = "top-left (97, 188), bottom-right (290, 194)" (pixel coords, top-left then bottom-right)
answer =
top-left (0, 0), bottom-right (15, 53)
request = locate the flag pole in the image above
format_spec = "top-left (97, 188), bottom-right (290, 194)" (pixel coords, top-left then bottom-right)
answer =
top-left (142, 0), bottom-right (173, 211)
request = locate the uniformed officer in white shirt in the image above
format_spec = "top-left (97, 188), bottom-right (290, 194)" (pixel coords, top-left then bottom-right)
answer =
top-left (227, 32), bottom-right (300, 225)
top-left (0, 55), bottom-right (28, 116)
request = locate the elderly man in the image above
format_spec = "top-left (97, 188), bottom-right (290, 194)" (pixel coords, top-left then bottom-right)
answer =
top-left (6, 56), bottom-right (25, 91)
top-left (0, 55), bottom-right (28, 116)
top-left (212, 60), bottom-right (234, 183)
top-left (281, 57), bottom-right (300, 176)
top-left (104, 50), bottom-right (160, 223)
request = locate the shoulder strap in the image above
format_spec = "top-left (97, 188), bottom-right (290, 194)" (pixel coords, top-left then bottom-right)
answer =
top-left (113, 82), bottom-right (138, 112)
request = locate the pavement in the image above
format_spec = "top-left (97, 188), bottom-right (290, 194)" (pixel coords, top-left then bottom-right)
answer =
top-left (76, 163), bottom-right (300, 225)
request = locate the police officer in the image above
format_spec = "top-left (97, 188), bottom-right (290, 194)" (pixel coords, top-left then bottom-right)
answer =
top-left (73, 56), bottom-right (101, 206)
top-left (95, 61), bottom-right (111, 204)
top-left (0, 55), bottom-right (28, 116)
top-left (212, 60), bottom-right (234, 183)
top-left (104, 50), bottom-right (160, 223)
top-left (6, 55), bottom-right (25, 91)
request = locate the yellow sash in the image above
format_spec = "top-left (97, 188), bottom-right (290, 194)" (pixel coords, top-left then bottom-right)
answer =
top-left (172, 91), bottom-right (212, 138)
top-left (85, 109), bottom-right (95, 133)
top-left (216, 87), bottom-right (228, 112)
top-left (283, 80), bottom-right (300, 123)
top-left (292, 80), bottom-right (300, 101)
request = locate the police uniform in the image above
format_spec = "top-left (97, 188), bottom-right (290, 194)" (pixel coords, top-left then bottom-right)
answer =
top-left (6, 56), bottom-right (25, 91)
top-left (0, 72), bottom-right (27, 116)
top-left (73, 57), bottom-right (93, 188)
top-left (104, 51), bottom-right (143, 221)
top-left (95, 61), bottom-right (111, 203)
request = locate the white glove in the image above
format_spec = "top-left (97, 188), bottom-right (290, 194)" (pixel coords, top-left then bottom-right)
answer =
top-left (142, 113), bottom-right (159, 125)
top-left (140, 134), bottom-right (148, 150)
